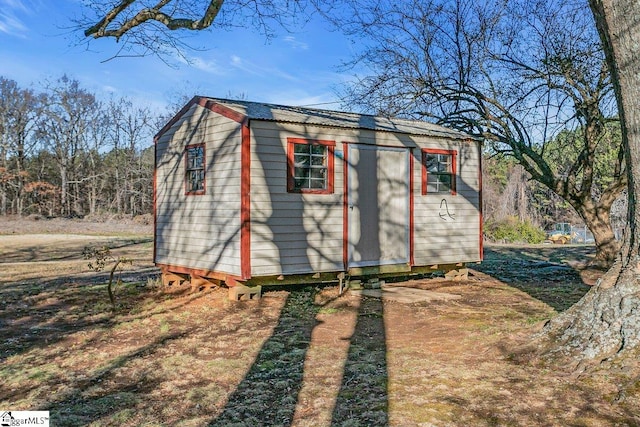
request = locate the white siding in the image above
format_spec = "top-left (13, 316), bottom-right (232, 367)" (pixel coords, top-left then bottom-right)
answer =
top-left (247, 120), bottom-right (481, 275)
top-left (156, 102), bottom-right (481, 278)
top-left (249, 121), bottom-right (349, 276)
top-left (412, 138), bottom-right (482, 265)
top-left (155, 104), bottom-right (242, 275)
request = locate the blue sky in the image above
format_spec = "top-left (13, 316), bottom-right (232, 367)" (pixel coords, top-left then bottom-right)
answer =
top-left (0, 0), bottom-right (356, 113)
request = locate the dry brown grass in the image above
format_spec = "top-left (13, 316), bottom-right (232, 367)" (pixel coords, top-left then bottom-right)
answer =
top-left (1, 225), bottom-right (639, 426)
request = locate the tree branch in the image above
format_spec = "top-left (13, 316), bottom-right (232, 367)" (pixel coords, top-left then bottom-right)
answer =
top-left (85, 0), bottom-right (225, 40)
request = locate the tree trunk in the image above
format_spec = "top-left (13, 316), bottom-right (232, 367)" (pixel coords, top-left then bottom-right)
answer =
top-left (589, 220), bottom-right (618, 267)
top-left (575, 204), bottom-right (620, 268)
top-left (540, 0), bottom-right (640, 365)
top-left (0, 189), bottom-right (6, 216)
top-left (60, 166), bottom-right (68, 216)
top-left (516, 166), bottom-right (528, 222)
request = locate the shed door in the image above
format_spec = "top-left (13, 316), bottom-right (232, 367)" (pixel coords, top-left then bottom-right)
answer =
top-left (347, 145), bottom-right (410, 267)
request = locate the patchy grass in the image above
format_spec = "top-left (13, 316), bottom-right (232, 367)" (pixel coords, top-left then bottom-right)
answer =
top-left (1, 233), bottom-right (639, 426)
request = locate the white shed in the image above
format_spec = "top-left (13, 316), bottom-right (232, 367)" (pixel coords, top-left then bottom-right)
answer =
top-left (154, 97), bottom-right (482, 293)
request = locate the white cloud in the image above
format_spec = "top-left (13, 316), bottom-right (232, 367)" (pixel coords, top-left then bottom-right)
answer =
top-left (283, 36), bottom-right (309, 50)
top-left (190, 56), bottom-right (223, 74)
top-left (229, 54), bottom-right (299, 82)
top-left (230, 55), bottom-right (248, 70)
top-left (0, 11), bottom-right (26, 36)
top-left (2, 0), bottom-right (28, 11)
top-left (0, 0), bottom-right (36, 36)
top-left (175, 53), bottom-right (224, 75)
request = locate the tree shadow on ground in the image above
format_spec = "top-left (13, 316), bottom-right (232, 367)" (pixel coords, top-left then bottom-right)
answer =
top-left (332, 295), bottom-right (388, 426)
top-left (42, 329), bottom-right (194, 427)
top-left (209, 287), bottom-right (320, 426)
top-left (476, 245), bottom-right (597, 312)
top-left (0, 269), bottom-right (194, 366)
top-left (0, 237), bottom-right (153, 263)
top-left (209, 288), bottom-right (390, 427)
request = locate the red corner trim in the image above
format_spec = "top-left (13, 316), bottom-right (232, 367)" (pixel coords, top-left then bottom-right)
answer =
top-left (153, 135), bottom-right (158, 265)
top-left (342, 143), bottom-right (350, 270)
top-left (240, 122), bottom-right (251, 279)
top-left (477, 140), bottom-right (484, 260)
top-left (409, 149), bottom-right (415, 266)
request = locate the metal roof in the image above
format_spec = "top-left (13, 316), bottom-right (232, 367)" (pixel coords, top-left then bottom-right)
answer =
top-left (201, 97), bottom-right (474, 140)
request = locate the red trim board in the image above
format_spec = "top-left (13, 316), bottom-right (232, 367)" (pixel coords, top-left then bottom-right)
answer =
top-left (476, 140), bottom-right (484, 260)
top-left (153, 136), bottom-right (158, 265)
top-left (409, 149), bottom-right (415, 266)
top-left (342, 143), bottom-right (350, 270)
top-left (240, 123), bottom-right (251, 279)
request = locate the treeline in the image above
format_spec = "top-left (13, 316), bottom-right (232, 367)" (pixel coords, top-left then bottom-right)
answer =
top-left (1, 74), bottom-right (624, 241)
top-left (0, 75), bottom-right (164, 218)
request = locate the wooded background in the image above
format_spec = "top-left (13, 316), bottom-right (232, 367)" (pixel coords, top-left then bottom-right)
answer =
top-left (0, 75), bottom-right (158, 219)
top-left (0, 73), bottom-right (625, 243)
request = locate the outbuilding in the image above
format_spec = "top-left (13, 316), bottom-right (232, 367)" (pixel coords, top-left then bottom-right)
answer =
top-left (154, 97), bottom-right (482, 296)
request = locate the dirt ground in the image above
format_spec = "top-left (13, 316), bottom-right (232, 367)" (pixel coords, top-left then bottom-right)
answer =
top-left (1, 218), bottom-right (639, 426)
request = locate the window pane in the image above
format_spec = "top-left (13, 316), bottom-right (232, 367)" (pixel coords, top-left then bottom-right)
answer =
top-left (438, 174), bottom-right (451, 188)
top-left (294, 154), bottom-right (310, 167)
top-left (289, 141), bottom-right (332, 193)
top-left (310, 168), bottom-right (326, 180)
top-left (427, 173), bottom-right (451, 193)
top-left (186, 145), bottom-right (205, 193)
top-left (427, 182), bottom-right (439, 193)
top-left (311, 155), bottom-right (326, 166)
top-left (311, 144), bottom-right (326, 155)
top-left (294, 143), bottom-right (310, 154)
top-left (309, 178), bottom-right (326, 189)
top-left (294, 167), bottom-right (310, 180)
top-left (426, 155), bottom-right (438, 172)
top-left (437, 155), bottom-right (450, 172)
top-left (188, 171), bottom-right (202, 191)
top-left (426, 153), bottom-right (452, 173)
top-left (294, 177), bottom-right (308, 189)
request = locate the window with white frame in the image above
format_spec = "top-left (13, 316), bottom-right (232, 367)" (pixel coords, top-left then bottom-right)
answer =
top-left (422, 149), bottom-right (457, 195)
top-left (185, 143), bottom-right (205, 194)
top-left (287, 138), bottom-right (335, 194)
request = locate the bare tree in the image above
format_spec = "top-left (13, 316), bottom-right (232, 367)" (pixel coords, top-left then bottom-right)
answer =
top-left (332, 0), bottom-right (623, 267)
top-left (104, 97), bottom-right (155, 215)
top-left (37, 76), bottom-right (101, 216)
top-left (0, 78), bottom-right (40, 215)
top-left (0, 74), bottom-right (160, 218)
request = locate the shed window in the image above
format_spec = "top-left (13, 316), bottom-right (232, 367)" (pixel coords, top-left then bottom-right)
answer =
top-left (287, 138), bottom-right (335, 194)
top-left (422, 149), bottom-right (457, 195)
top-left (185, 143), bottom-right (205, 195)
